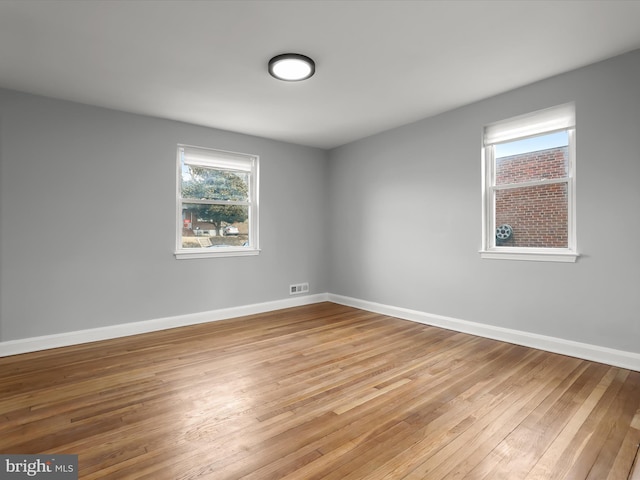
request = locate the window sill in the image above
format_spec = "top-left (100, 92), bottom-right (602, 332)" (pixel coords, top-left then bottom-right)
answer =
top-left (479, 249), bottom-right (579, 263)
top-left (175, 248), bottom-right (260, 260)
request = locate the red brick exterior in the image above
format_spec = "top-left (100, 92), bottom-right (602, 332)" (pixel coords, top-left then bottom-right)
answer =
top-left (495, 147), bottom-right (568, 248)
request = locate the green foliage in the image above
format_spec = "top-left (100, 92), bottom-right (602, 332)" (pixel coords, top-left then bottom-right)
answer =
top-left (182, 166), bottom-right (249, 232)
top-left (182, 166), bottom-right (248, 202)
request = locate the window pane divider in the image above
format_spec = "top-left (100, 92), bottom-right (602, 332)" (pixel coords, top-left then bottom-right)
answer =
top-left (181, 199), bottom-right (250, 206)
top-left (492, 177), bottom-right (569, 191)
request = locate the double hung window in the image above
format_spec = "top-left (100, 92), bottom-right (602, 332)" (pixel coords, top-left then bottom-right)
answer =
top-left (481, 104), bottom-right (577, 262)
top-left (175, 145), bottom-right (259, 259)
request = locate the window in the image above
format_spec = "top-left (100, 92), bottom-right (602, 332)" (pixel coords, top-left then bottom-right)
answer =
top-left (481, 104), bottom-right (577, 262)
top-left (175, 145), bottom-right (259, 259)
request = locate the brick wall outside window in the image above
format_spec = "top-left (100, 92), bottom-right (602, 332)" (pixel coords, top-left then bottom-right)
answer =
top-left (495, 147), bottom-right (568, 248)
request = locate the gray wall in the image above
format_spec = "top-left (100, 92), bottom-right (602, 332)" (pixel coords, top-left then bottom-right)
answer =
top-left (328, 49), bottom-right (640, 353)
top-left (2, 50), bottom-right (639, 354)
top-left (0, 90), bottom-right (329, 341)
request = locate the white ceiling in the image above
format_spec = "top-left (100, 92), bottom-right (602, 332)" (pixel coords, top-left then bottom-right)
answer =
top-left (1, 0), bottom-right (639, 149)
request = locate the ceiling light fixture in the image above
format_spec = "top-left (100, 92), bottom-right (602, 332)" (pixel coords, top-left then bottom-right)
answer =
top-left (268, 53), bottom-right (315, 82)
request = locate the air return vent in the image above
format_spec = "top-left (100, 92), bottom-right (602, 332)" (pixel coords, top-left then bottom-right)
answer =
top-left (289, 283), bottom-right (309, 295)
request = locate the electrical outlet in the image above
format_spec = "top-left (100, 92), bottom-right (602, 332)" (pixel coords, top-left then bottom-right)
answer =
top-left (289, 282), bottom-right (309, 295)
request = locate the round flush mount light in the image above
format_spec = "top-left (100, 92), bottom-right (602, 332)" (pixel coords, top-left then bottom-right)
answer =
top-left (268, 53), bottom-right (315, 81)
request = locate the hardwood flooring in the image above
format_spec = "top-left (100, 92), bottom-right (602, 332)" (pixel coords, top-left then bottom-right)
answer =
top-left (1, 302), bottom-right (639, 479)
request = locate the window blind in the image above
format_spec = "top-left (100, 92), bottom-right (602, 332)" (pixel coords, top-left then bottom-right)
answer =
top-left (180, 145), bottom-right (255, 172)
top-left (484, 103), bottom-right (575, 146)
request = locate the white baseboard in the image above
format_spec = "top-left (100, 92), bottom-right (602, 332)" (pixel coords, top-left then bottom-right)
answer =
top-left (0, 293), bottom-right (330, 357)
top-left (328, 294), bottom-right (640, 372)
top-left (3, 292), bottom-right (638, 372)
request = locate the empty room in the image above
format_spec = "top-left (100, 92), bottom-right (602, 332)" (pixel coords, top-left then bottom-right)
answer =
top-left (1, 1), bottom-right (639, 479)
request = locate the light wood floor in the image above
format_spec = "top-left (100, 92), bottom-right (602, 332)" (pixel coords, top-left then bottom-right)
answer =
top-left (1, 302), bottom-right (639, 479)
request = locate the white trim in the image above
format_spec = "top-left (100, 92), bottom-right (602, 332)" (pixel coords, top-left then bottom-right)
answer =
top-left (328, 294), bottom-right (640, 372)
top-left (3, 293), bottom-right (637, 372)
top-left (568, 128), bottom-right (577, 252)
top-left (0, 294), bottom-right (329, 358)
top-left (175, 248), bottom-right (261, 260)
top-left (479, 249), bottom-right (579, 262)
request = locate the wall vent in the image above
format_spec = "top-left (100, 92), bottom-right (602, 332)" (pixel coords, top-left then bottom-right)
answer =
top-left (289, 283), bottom-right (309, 295)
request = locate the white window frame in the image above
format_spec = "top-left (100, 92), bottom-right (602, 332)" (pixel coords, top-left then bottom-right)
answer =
top-left (480, 104), bottom-right (578, 263)
top-left (175, 144), bottom-right (259, 260)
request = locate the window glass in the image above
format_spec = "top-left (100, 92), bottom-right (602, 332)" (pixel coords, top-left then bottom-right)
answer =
top-left (495, 183), bottom-right (568, 248)
top-left (495, 132), bottom-right (568, 186)
top-left (181, 164), bottom-right (250, 202)
top-left (181, 204), bottom-right (249, 249)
